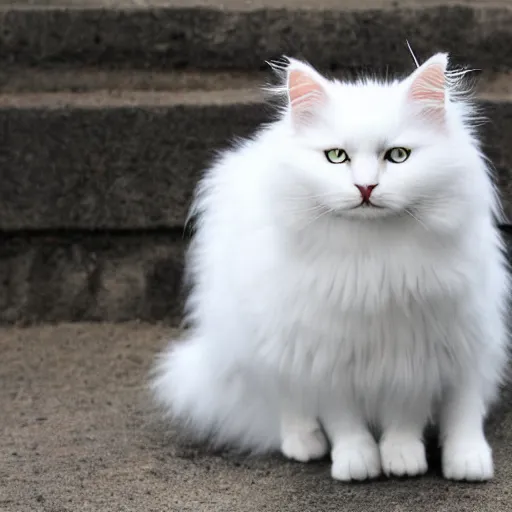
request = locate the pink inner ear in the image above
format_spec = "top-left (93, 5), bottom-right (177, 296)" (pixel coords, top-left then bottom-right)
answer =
top-left (288, 69), bottom-right (324, 108)
top-left (409, 63), bottom-right (445, 104)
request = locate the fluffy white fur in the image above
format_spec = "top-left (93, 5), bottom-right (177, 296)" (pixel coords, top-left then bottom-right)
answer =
top-left (151, 54), bottom-right (509, 482)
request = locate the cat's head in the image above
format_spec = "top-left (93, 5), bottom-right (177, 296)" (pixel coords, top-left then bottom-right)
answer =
top-left (270, 53), bottom-right (489, 230)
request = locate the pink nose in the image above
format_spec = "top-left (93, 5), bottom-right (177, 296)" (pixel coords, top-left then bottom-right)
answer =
top-left (355, 184), bottom-right (378, 203)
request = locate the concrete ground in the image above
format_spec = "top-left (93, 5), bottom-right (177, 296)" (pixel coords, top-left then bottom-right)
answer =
top-left (2, 323), bottom-right (511, 512)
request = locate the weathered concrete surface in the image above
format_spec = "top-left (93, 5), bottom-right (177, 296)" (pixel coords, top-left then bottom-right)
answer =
top-left (2, 1), bottom-right (508, 8)
top-left (1, 95), bottom-right (512, 230)
top-left (0, 67), bottom-right (264, 93)
top-left (0, 230), bottom-right (510, 325)
top-left (0, 1), bottom-right (511, 72)
top-left (0, 233), bottom-right (186, 324)
top-left (1, 323), bottom-right (511, 511)
top-left (0, 98), bottom-right (264, 230)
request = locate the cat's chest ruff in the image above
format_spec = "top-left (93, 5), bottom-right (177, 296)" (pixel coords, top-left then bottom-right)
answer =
top-left (281, 248), bottom-right (462, 315)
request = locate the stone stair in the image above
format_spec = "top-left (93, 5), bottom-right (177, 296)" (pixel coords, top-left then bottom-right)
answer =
top-left (1, 0), bottom-right (512, 323)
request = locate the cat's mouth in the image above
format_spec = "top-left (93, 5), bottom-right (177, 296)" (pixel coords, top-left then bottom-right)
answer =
top-left (334, 201), bottom-right (393, 219)
top-left (356, 200), bottom-right (383, 209)
top-left (343, 200), bottom-right (390, 216)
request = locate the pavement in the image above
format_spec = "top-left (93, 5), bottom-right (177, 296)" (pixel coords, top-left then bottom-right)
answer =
top-left (2, 323), bottom-right (511, 511)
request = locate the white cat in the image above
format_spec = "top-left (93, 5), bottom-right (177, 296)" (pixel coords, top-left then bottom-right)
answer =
top-left (151, 53), bottom-right (509, 481)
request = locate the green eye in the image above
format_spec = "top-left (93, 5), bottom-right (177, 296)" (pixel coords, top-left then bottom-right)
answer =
top-left (325, 148), bottom-right (350, 164)
top-left (384, 147), bottom-right (411, 164)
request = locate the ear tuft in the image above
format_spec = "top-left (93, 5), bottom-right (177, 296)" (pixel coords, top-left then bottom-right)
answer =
top-left (407, 53), bottom-right (448, 115)
top-left (286, 59), bottom-right (328, 126)
top-left (288, 69), bottom-right (324, 107)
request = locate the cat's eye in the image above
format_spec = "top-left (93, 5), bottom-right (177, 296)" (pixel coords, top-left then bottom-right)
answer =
top-left (384, 147), bottom-right (411, 164)
top-left (325, 149), bottom-right (350, 164)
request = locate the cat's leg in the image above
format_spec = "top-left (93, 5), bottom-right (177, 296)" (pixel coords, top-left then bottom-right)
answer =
top-left (280, 411), bottom-right (329, 462)
top-left (379, 402), bottom-right (429, 478)
top-left (322, 402), bottom-right (381, 481)
top-left (440, 379), bottom-right (493, 481)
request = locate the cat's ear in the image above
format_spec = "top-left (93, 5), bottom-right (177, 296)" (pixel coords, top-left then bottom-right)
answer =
top-left (405, 53), bottom-right (448, 122)
top-left (286, 58), bottom-right (328, 127)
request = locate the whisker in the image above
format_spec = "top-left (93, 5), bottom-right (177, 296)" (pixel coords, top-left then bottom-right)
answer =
top-left (299, 207), bottom-right (335, 230)
top-left (286, 192), bottom-right (353, 202)
top-left (405, 209), bottom-right (429, 231)
top-left (283, 203), bottom-right (330, 216)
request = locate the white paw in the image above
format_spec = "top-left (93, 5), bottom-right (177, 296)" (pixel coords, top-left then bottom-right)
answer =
top-left (281, 428), bottom-right (329, 462)
top-left (443, 438), bottom-right (494, 481)
top-left (380, 435), bottom-right (427, 477)
top-left (331, 438), bottom-right (381, 481)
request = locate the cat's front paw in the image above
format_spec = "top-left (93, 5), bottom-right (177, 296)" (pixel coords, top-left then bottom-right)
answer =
top-left (443, 438), bottom-right (494, 481)
top-left (331, 438), bottom-right (381, 481)
top-left (281, 427), bottom-right (329, 462)
top-left (380, 434), bottom-right (427, 477)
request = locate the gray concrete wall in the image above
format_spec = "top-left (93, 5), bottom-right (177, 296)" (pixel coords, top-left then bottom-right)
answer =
top-left (1, 0), bottom-right (512, 323)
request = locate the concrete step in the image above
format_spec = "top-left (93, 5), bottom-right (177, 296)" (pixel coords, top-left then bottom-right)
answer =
top-left (2, 0), bottom-right (512, 325)
top-left (1, 229), bottom-right (511, 325)
top-left (1, 0), bottom-right (511, 72)
top-left (0, 232), bottom-right (186, 324)
top-left (1, 69), bottom-right (512, 231)
top-left (2, 322), bottom-right (511, 511)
